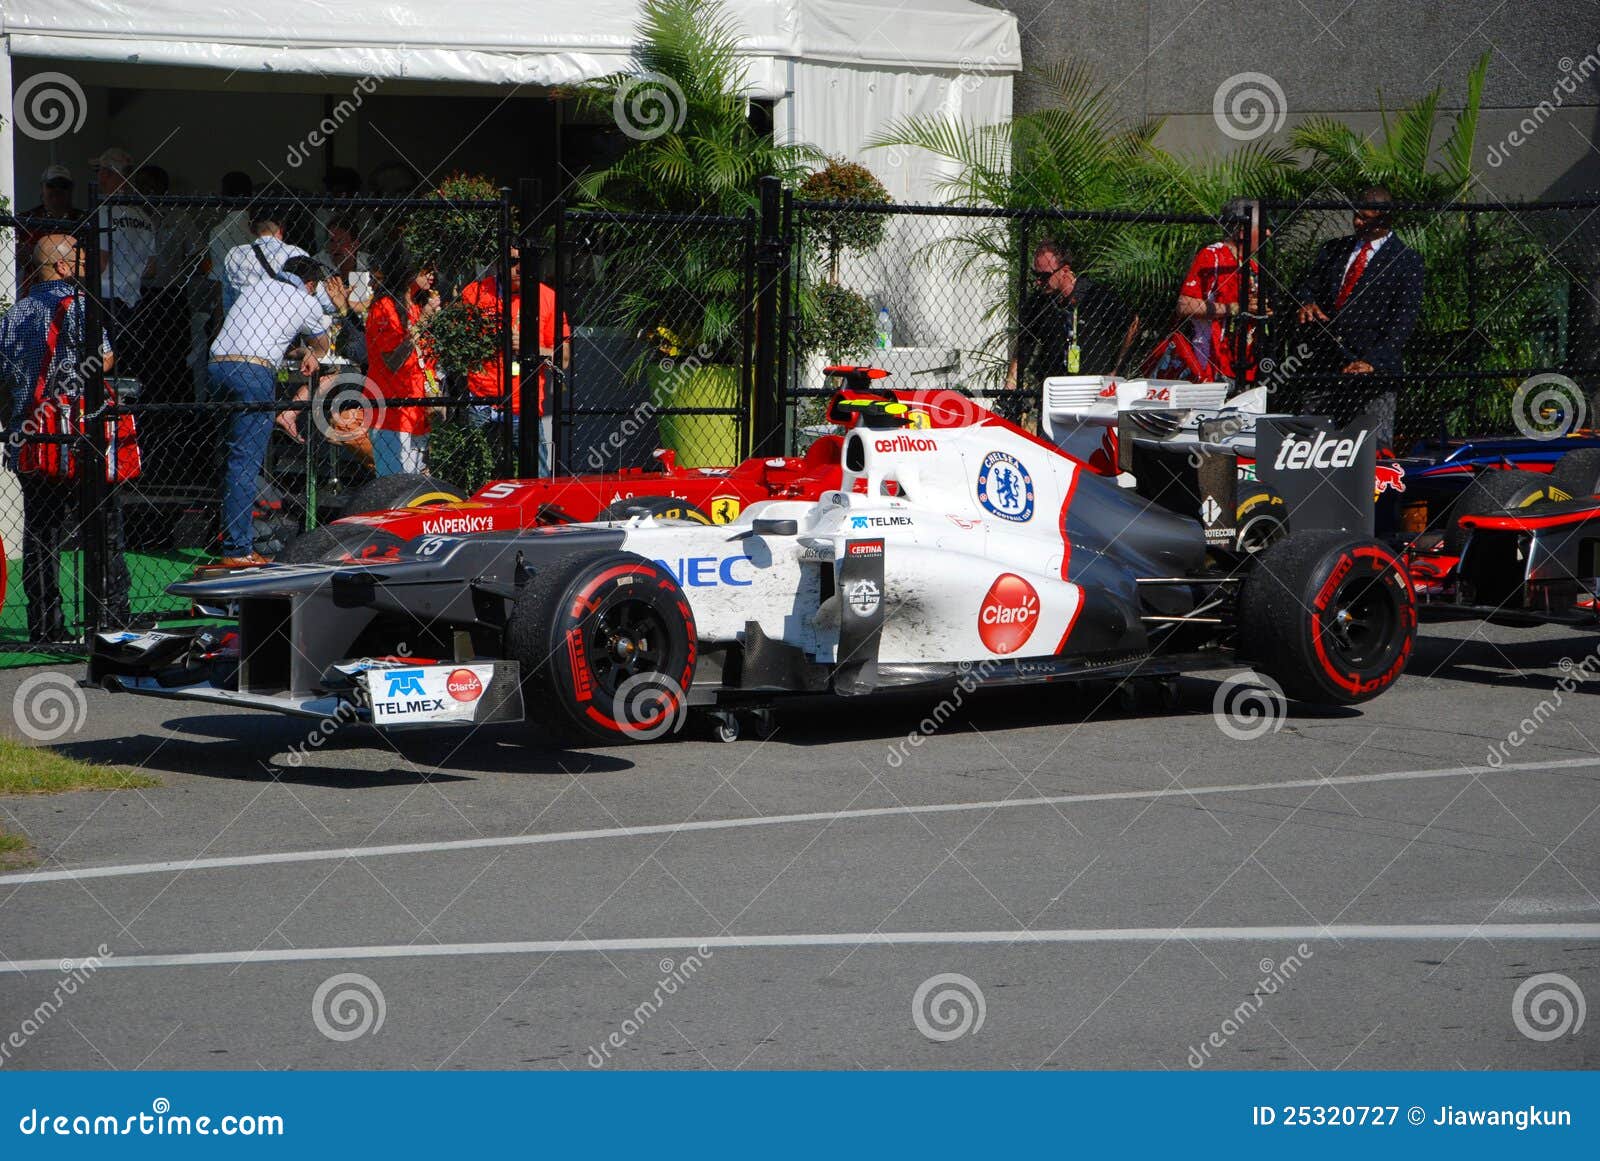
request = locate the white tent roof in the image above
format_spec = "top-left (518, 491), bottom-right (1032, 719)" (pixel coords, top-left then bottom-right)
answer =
top-left (2, 0), bottom-right (1020, 96)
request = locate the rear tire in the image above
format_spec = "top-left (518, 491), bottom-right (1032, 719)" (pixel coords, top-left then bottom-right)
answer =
top-left (596, 494), bottom-right (712, 524)
top-left (1443, 469), bottom-right (1560, 555)
top-left (508, 550), bottom-right (697, 743)
top-left (1238, 529), bottom-right (1415, 705)
top-left (278, 522), bottom-right (406, 564)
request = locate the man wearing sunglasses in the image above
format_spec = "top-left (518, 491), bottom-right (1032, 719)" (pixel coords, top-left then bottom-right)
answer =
top-left (1005, 240), bottom-right (1139, 426)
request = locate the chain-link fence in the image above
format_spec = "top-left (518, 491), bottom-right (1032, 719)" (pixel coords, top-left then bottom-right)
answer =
top-left (553, 207), bottom-right (757, 473)
top-left (7, 181), bottom-right (1597, 651)
top-left (1259, 198), bottom-right (1600, 446)
top-left (780, 194), bottom-right (1600, 455)
top-left (781, 200), bottom-right (1222, 441)
top-left (0, 192), bottom-right (520, 651)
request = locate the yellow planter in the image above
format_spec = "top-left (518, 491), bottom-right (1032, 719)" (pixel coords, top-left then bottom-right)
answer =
top-left (651, 362), bottom-right (741, 468)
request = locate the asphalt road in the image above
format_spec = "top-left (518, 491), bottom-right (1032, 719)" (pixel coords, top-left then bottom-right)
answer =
top-left (0, 618), bottom-right (1597, 1070)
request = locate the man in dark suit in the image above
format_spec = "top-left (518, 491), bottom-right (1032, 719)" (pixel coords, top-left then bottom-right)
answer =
top-left (1293, 186), bottom-right (1424, 449)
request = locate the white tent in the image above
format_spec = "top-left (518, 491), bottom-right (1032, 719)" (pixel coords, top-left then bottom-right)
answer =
top-left (2, 0), bottom-right (1019, 203)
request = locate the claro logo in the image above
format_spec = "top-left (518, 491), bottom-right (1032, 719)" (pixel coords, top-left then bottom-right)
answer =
top-left (978, 573), bottom-right (1040, 655)
top-left (1273, 429), bottom-right (1369, 471)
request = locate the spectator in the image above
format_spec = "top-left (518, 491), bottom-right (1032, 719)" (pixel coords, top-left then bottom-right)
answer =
top-left (207, 171), bottom-right (256, 290)
top-left (20, 164), bottom-right (80, 222)
top-left (315, 167), bottom-right (363, 252)
top-left (0, 234), bottom-right (129, 640)
top-left (207, 255), bottom-right (331, 566)
top-left (219, 210), bottom-right (311, 313)
top-left (1294, 185), bottom-right (1425, 449)
top-left (1004, 240), bottom-right (1139, 424)
top-left (313, 217), bottom-right (374, 309)
top-left (461, 248), bottom-right (571, 475)
top-left (364, 263), bottom-right (441, 476)
top-left (90, 147), bottom-right (157, 350)
top-left (1174, 199), bottom-right (1261, 382)
top-left (16, 165), bottom-right (86, 294)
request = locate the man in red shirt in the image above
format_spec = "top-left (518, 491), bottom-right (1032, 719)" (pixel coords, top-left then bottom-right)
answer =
top-left (1175, 199), bottom-right (1261, 383)
top-left (460, 248), bottom-right (570, 475)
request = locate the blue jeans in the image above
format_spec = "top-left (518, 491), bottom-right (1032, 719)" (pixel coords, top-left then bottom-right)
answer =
top-left (207, 360), bottom-right (276, 555)
top-left (467, 405), bottom-right (551, 476)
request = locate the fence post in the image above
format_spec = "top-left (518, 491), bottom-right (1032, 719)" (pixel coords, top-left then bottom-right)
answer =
top-left (750, 175), bottom-right (786, 458)
top-left (1234, 200), bottom-right (1261, 399)
top-left (775, 187), bottom-right (794, 453)
top-left (516, 178), bottom-right (543, 478)
top-left (79, 186), bottom-right (110, 635)
top-left (495, 186), bottom-right (515, 478)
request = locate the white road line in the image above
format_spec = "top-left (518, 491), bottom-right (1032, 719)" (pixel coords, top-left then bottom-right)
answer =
top-left (4, 754), bottom-right (1598, 889)
top-left (9, 924), bottom-right (1600, 974)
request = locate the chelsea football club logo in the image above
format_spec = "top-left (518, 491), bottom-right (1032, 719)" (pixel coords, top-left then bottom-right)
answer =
top-left (976, 451), bottom-right (1035, 522)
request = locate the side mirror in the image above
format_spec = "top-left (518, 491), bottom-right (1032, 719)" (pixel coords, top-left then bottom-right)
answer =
top-left (751, 518), bottom-right (798, 536)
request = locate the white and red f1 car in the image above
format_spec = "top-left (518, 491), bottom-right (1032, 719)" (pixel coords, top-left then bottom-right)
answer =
top-left (89, 389), bottom-right (1416, 744)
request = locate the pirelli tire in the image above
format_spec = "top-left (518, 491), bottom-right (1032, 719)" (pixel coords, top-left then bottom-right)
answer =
top-left (1234, 484), bottom-right (1288, 553)
top-left (1443, 469), bottom-right (1560, 555)
top-left (341, 472), bottom-right (469, 516)
top-left (278, 522), bottom-right (407, 564)
top-left (509, 550), bottom-right (698, 743)
top-left (597, 495), bottom-right (713, 524)
top-left (1238, 529), bottom-right (1416, 705)
top-left (1549, 448), bottom-right (1600, 500)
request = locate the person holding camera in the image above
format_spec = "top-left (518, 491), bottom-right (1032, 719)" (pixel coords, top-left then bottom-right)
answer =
top-left (207, 255), bottom-right (331, 566)
top-left (363, 264), bottom-right (441, 476)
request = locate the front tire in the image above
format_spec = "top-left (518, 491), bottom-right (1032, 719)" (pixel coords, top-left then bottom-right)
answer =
top-left (278, 522), bottom-right (406, 564)
top-left (341, 472), bottom-right (468, 516)
top-left (508, 551), bottom-right (697, 743)
top-left (1238, 529), bottom-right (1415, 705)
top-left (1443, 469), bottom-right (1560, 554)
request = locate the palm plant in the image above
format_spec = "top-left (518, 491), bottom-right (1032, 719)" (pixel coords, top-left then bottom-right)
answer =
top-left (869, 60), bottom-right (1306, 384)
top-left (1280, 54), bottom-right (1559, 433)
top-left (577, 0), bottom-right (817, 361)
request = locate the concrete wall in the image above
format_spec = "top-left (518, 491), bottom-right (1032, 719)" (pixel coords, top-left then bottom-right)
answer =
top-left (983, 0), bottom-right (1599, 199)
